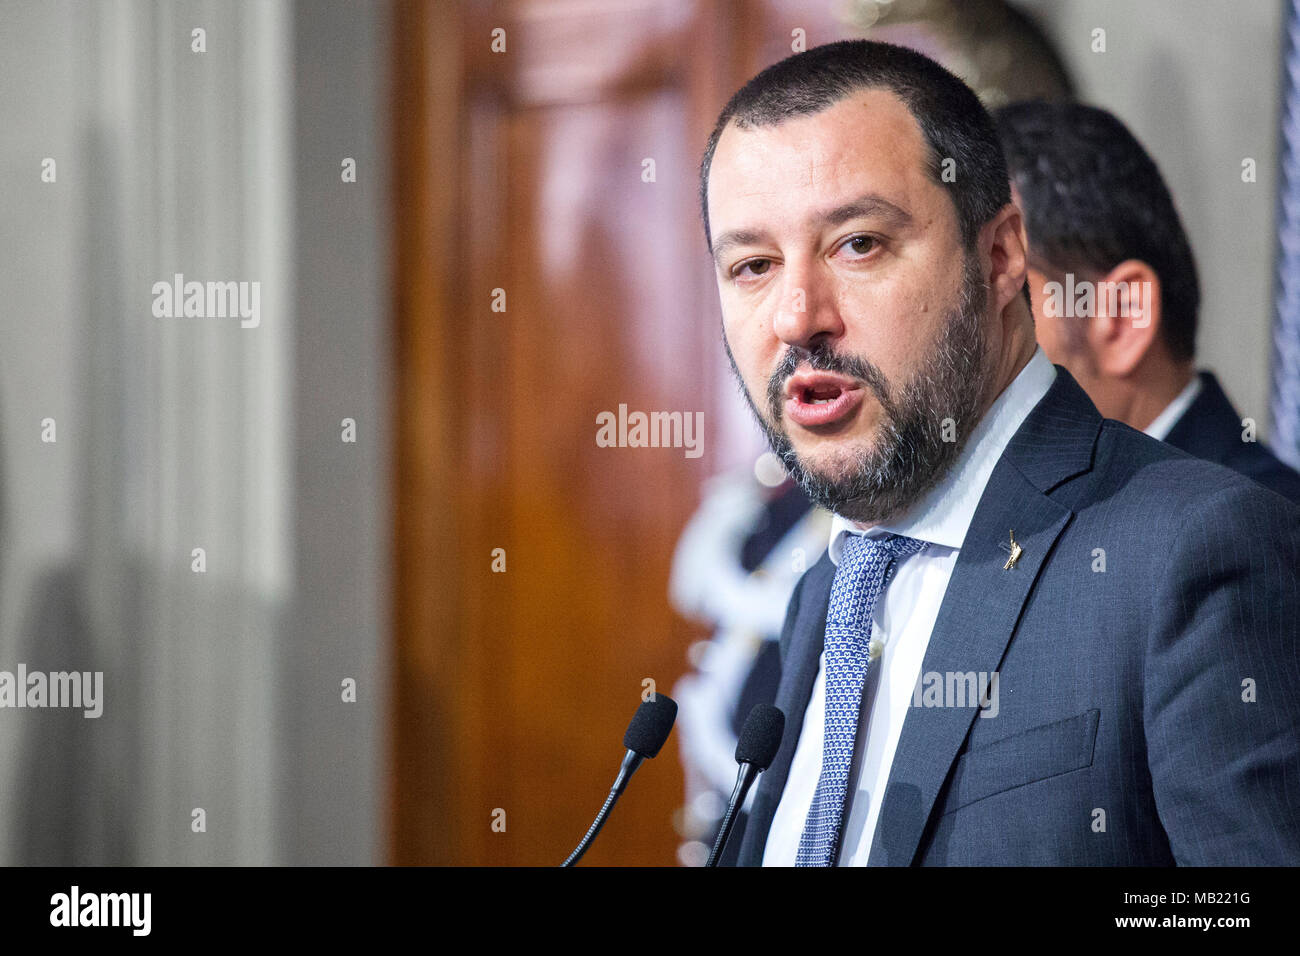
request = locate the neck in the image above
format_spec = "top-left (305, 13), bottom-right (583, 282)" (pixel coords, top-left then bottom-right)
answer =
top-left (846, 303), bottom-right (1036, 534)
top-left (1107, 356), bottom-right (1196, 432)
top-left (981, 300), bottom-right (1038, 418)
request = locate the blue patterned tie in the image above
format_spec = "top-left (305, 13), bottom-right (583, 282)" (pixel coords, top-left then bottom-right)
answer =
top-left (796, 531), bottom-right (926, 866)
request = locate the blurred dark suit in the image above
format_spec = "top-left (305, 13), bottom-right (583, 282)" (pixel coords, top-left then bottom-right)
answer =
top-left (1164, 371), bottom-right (1300, 503)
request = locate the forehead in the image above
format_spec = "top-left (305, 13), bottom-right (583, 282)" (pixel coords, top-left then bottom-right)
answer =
top-left (707, 87), bottom-right (939, 237)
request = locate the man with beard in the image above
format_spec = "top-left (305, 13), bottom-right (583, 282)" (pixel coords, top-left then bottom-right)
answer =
top-left (701, 39), bottom-right (1300, 866)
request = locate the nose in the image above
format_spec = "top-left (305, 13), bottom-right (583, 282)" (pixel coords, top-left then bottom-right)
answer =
top-left (771, 258), bottom-right (844, 350)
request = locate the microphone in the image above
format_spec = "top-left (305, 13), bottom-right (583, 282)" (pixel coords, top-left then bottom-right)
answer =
top-left (560, 693), bottom-right (678, 867)
top-left (705, 703), bottom-right (785, 867)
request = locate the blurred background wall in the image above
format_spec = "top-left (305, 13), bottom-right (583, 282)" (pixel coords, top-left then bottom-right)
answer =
top-left (0, 0), bottom-right (1289, 865)
top-left (0, 0), bottom-right (388, 864)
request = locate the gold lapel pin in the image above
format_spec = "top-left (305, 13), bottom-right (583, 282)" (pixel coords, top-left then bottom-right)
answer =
top-left (1003, 530), bottom-right (1023, 570)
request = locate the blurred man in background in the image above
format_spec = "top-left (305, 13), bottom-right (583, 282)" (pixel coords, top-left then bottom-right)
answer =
top-left (996, 100), bottom-right (1300, 502)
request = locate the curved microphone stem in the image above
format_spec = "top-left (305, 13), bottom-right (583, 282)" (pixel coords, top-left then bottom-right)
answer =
top-left (561, 751), bottom-right (644, 867)
top-left (705, 763), bottom-right (758, 867)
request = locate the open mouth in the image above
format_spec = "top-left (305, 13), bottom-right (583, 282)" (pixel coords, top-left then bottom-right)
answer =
top-left (783, 372), bottom-right (865, 428)
top-left (804, 383), bottom-right (845, 404)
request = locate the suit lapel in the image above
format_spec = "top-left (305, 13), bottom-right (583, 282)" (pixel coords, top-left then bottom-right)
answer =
top-left (865, 465), bottom-right (1071, 864)
top-left (736, 552), bottom-right (834, 866)
top-left (867, 367), bottom-right (1102, 865)
top-left (738, 367), bottom-right (1103, 867)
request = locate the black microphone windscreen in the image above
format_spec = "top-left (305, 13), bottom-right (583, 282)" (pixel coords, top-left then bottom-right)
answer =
top-left (735, 704), bottom-right (785, 769)
top-left (623, 694), bottom-right (678, 758)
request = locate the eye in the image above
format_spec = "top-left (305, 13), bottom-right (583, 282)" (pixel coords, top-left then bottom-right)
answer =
top-left (838, 234), bottom-right (879, 259)
top-left (733, 258), bottom-right (773, 279)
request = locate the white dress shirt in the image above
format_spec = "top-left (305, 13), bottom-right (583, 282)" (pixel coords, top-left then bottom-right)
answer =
top-left (762, 347), bottom-right (1058, 866)
top-left (1142, 374), bottom-right (1203, 441)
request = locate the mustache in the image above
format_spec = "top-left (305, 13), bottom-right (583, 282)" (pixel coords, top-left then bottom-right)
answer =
top-left (766, 341), bottom-right (896, 422)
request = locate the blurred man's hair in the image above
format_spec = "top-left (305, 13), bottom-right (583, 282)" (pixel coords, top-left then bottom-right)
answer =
top-left (699, 40), bottom-right (1012, 255)
top-left (995, 101), bottom-right (1200, 362)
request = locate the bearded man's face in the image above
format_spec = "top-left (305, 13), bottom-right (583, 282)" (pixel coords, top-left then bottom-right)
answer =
top-left (706, 88), bottom-right (994, 525)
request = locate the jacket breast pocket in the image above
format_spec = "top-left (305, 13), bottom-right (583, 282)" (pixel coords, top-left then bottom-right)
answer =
top-left (941, 708), bottom-right (1100, 816)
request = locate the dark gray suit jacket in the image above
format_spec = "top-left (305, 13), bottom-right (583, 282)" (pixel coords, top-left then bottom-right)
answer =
top-left (736, 366), bottom-right (1300, 865)
top-left (1164, 370), bottom-right (1300, 504)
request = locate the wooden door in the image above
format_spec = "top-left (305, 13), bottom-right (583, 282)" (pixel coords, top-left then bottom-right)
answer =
top-left (389, 0), bottom-right (769, 866)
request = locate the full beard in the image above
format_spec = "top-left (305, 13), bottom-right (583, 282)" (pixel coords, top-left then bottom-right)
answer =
top-left (725, 253), bottom-right (992, 527)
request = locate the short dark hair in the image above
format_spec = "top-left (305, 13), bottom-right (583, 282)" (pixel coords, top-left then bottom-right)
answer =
top-left (994, 100), bottom-right (1200, 362)
top-left (699, 39), bottom-right (1012, 252)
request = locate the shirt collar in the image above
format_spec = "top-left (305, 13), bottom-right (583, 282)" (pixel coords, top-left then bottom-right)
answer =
top-left (828, 346), bottom-right (1058, 564)
top-left (1142, 374), bottom-right (1203, 442)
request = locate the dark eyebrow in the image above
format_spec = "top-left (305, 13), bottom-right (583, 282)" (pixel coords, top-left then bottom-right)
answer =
top-left (710, 229), bottom-right (768, 269)
top-left (710, 193), bottom-right (912, 269)
top-left (814, 193), bottom-right (913, 230)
